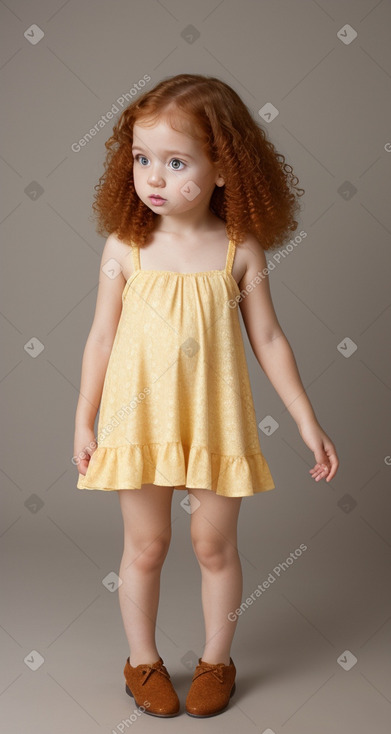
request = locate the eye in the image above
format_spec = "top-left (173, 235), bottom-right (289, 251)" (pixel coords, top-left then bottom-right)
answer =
top-left (133, 154), bottom-right (185, 170)
top-left (134, 154), bottom-right (149, 166)
top-left (169, 158), bottom-right (185, 171)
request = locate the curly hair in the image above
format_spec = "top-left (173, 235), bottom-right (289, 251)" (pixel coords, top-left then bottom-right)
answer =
top-left (92, 73), bottom-right (304, 251)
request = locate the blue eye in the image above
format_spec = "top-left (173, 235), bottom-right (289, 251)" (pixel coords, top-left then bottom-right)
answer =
top-left (133, 154), bottom-right (185, 170)
top-left (169, 159), bottom-right (185, 170)
top-left (134, 154), bottom-right (149, 166)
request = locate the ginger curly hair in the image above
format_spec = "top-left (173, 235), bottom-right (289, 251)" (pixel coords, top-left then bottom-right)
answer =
top-left (92, 73), bottom-right (304, 251)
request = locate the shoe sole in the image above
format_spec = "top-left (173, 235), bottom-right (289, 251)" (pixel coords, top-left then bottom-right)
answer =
top-left (185, 681), bottom-right (236, 718)
top-left (125, 683), bottom-right (180, 718)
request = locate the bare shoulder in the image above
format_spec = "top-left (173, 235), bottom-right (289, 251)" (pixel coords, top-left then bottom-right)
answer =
top-left (88, 233), bottom-right (133, 348)
top-left (236, 232), bottom-right (268, 288)
top-left (103, 232), bottom-right (135, 282)
top-left (236, 233), bottom-right (283, 343)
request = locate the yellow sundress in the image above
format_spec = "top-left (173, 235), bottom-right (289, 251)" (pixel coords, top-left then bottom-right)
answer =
top-left (77, 237), bottom-right (275, 497)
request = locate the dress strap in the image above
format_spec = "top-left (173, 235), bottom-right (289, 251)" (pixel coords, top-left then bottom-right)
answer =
top-left (131, 243), bottom-right (141, 271)
top-left (225, 239), bottom-right (236, 274)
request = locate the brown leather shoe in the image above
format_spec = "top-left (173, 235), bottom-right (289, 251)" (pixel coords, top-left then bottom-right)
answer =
top-left (124, 656), bottom-right (180, 717)
top-left (185, 657), bottom-right (236, 717)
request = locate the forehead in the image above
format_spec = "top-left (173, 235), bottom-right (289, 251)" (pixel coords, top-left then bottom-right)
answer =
top-left (132, 118), bottom-right (197, 152)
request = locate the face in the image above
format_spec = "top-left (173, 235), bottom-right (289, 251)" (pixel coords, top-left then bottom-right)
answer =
top-left (131, 117), bottom-right (224, 220)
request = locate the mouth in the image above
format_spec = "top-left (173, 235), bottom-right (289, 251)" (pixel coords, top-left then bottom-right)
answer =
top-left (149, 195), bottom-right (166, 201)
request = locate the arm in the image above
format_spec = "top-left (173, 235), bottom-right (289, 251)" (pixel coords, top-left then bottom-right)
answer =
top-left (237, 235), bottom-right (339, 482)
top-left (74, 234), bottom-right (127, 471)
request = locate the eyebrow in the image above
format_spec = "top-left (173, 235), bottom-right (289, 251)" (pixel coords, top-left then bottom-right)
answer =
top-left (132, 146), bottom-right (195, 161)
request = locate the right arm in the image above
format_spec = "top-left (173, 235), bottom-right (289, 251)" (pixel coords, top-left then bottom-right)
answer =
top-left (74, 234), bottom-right (127, 475)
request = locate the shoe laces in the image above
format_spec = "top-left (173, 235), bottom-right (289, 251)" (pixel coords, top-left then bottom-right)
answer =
top-left (140, 659), bottom-right (170, 686)
top-left (193, 660), bottom-right (226, 683)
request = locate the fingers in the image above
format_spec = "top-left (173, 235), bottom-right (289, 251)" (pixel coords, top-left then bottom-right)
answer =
top-left (309, 462), bottom-right (330, 482)
top-left (325, 453), bottom-right (339, 482)
top-left (78, 460), bottom-right (89, 475)
top-left (309, 454), bottom-right (339, 483)
top-left (78, 452), bottom-right (92, 475)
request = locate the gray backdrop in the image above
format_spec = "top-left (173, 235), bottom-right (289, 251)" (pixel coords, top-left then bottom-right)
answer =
top-left (1, 1), bottom-right (391, 732)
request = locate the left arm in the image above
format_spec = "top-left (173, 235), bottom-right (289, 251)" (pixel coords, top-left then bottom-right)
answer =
top-left (237, 235), bottom-right (339, 483)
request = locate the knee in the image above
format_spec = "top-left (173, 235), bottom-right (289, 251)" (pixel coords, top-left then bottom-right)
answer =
top-left (126, 532), bottom-right (171, 572)
top-left (191, 535), bottom-right (236, 572)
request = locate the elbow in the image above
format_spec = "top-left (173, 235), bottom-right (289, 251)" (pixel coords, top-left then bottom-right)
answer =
top-left (251, 329), bottom-right (287, 366)
top-left (258, 328), bottom-right (286, 350)
top-left (87, 330), bottom-right (116, 353)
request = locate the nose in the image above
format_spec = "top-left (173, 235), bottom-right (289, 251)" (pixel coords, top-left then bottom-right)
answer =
top-left (147, 161), bottom-right (166, 187)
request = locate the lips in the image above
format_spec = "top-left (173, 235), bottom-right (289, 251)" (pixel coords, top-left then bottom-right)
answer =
top-left (149, 195), bottom-right (166, 201)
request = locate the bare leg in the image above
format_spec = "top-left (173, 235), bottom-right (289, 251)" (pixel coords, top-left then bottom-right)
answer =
top-left (117, 483), bottom-right (174, 666)
top-left (188, 488), bottom-right (243, 666)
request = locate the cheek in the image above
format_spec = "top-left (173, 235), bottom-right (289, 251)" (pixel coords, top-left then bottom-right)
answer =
top-left (132, 168), bottom-right (143, 194)
top-left (188, 168), bottom-right (212, 192)
top-left (171, 169), bottom-right (203, 197)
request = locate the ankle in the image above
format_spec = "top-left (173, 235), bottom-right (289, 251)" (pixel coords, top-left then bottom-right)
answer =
top-left (201, 653), bottom-right (231, 666)
top-left (128, 652), bottom-right (161, 667)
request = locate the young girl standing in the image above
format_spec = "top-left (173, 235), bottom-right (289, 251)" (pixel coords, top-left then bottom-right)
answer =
top-left (74, 73), bottom-right (339, 718)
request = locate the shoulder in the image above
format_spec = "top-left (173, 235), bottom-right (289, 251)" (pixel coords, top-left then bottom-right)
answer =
top-left (236, 232), bottom-right (268, 288)
top-left (102, 232), bottom-right (135, 282)
top-left (235, 233), bottom-right (282, 343)
top-left (103, 231), bottom-right (133, 257)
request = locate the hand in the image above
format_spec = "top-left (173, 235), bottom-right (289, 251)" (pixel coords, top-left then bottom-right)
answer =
top-left (297, 420), bottom-right (339, 483)
top-left (73, 425), bottom-right (98, 476)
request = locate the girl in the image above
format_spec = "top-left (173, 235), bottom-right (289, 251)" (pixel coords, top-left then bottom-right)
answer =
top-left (73, 73), bottom-right (339, 718)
